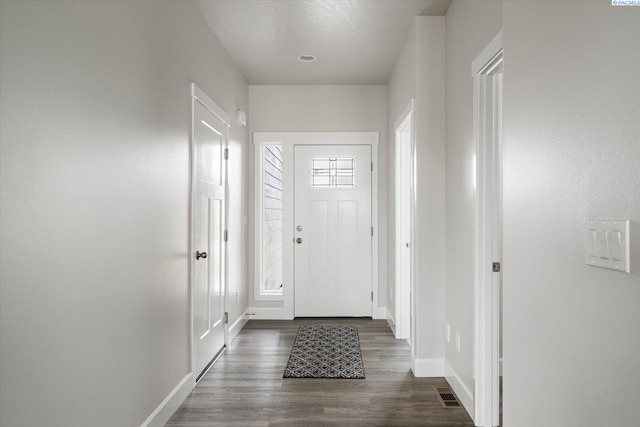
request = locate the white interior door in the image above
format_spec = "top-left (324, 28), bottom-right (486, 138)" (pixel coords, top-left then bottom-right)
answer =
top-left (193, 99), bottom-right (226, 380)
top-left (294, 145), bottom-right (372, 317)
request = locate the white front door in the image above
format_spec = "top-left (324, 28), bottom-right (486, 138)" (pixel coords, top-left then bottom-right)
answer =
top-left (193, 99), bottom-right (226, 380)
top-left (294, 145), bottom-right (372, 317)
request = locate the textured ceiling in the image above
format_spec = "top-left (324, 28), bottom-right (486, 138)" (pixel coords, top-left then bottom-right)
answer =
top-left (195, 0), bottom-right (452, 85)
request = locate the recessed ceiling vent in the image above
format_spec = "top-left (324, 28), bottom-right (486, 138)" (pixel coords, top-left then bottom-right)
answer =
top-left (433, 387), bottom-right (462, 409)
top-left (297, 55), bottom-right (316, 62)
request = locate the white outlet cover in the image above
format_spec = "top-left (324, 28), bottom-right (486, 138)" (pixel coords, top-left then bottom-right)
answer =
top-left (585, 219), bottom-right (630, 273)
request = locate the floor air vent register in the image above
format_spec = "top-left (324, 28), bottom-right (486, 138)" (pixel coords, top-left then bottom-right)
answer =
top-left (433, 387), bottom-right (462, 409)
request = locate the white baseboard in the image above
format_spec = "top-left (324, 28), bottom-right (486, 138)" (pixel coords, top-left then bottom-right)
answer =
top-left (141, 313), bottom-right (251, 427)
top-left (248, 306), bottom-right (386, 320)
top-left (141, 373), bottom-right (194, 427)
top-left (411, 356), bottom-right (444, 377)
top-left (386, 308), bottom-right (395, 326)
top-left (372, 306), bottom-right (386, 319)
top-left (228, 309), bottom-right (249, 343)
top-left (247, 306), bottom-right (292, 320)
top-left (386, 308), bottom-right (396, 335)
top-left (444, 361), bottom-right (474, 419)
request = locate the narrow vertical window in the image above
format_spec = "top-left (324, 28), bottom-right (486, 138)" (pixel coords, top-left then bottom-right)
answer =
top-left (261, 145), bottom-right (283, 295)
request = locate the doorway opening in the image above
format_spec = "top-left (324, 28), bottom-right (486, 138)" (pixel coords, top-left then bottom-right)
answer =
top-left (394, 100), bottom-right (415, 341)
top-left (190, 83), bottom-right (230, 383)
top-left (251, 132), bottom-right (380, 320)
top-left (294, 144), bottom-right (372, 317)
top-left (472, 32), bottom-right (503, 427)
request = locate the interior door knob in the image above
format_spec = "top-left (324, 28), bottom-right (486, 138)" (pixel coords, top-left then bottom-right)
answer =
top-left (296, 238), bottom-right (303, 244)
top-left (196, 251), bottom-right (208, 260)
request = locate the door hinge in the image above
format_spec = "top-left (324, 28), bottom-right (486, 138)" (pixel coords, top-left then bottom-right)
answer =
top-left (371, 162), bottom-right (373, 172)
top-left (224, 148), bottom-right (229, 160)
top-left (371, 291), bottom-right (374, 302)
top-left (492, 262), bottom-right (501, 272)
top-left (224, 229), bottom-right (228, 242)
top-left (224, 312), bottom-right (229, 324)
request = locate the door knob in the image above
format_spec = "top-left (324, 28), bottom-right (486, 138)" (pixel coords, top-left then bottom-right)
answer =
top-left (196, 251), bottom-right (208, 260)
top-left (296, 238), bottom-right (303, 244)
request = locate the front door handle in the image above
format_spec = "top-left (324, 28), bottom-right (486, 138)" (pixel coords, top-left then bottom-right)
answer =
top-left (296, 238), bottom-right (302, 244)
top-left (196, 251), bottom-right (208, 260)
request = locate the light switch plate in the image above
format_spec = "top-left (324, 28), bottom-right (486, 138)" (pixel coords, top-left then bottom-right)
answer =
top-left (585, 219), bottom-right (630, 273)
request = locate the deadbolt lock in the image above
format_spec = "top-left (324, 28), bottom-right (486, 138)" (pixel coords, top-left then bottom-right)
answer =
top-left (296, 225), bottom-right (303, 232)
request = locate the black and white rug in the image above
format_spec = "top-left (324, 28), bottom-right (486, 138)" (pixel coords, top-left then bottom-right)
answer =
top-left (283, 325), bottom-right (365, 379)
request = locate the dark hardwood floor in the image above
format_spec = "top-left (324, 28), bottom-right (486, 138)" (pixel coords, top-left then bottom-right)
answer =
top-left (167, 318), bottom-right (474, 426)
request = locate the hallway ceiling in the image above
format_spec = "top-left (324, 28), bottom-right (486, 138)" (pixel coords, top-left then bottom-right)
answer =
top-left (195, 0), bottom-right (452, 85)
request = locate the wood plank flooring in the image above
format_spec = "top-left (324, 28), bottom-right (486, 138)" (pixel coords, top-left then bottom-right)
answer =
top-left (167, 318), bottom-right (474, 426)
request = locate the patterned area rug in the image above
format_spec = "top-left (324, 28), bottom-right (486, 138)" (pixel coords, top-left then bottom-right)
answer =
top-left (283, 325), bottom-right (365, 379)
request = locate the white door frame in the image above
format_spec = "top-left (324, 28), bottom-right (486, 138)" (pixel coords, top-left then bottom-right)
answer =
top-left (472, 33), bottom-right (503, 427)
top-left (252, 132), bottom-right (380, 320)
top-left (190, 83), bottom-right (231, 383)
top-left (394, 100), bottom-right (415, 340)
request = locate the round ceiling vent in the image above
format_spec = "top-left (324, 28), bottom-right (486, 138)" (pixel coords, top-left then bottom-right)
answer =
top-left (297, 55), bottom-right (316, 63)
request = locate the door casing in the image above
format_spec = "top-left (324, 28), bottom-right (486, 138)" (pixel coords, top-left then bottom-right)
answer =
top-left (293, 144), bottom-right (372, 317)
top-left (252, 132), bottom-right (380, 320)
top-left (472, 32), bottom-right (503, 427)
top-left (394, 100), bottom-right (415, 341)
top-left (190, 83), bottom-right (230, 383)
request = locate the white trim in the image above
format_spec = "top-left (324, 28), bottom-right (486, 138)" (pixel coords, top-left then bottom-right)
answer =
top-left (247, 306), bottom-right (292, 320)
top-left (394, 99), bottom-right (415, 340)
top-left (386, 308), bottom-right (396, 336)
top-left (394, 99), bottom-right (415, 133)
top-left (254, 131), bottom-right (379, 146)
top-left (252, 132), bottom-right (379, 320)
top-left (445, 362), bottom-right (474, 419)
top-left (371, 306), bottom-right (386, 320)
top-left (472, 34), bottom-right (503, 427)
top-left (386, 307), bottom-right (396, 325)
top-left (191, 83), bottom-right (231, 127)
top-left (411, 356), bottom-right (444, 377)
top-left (471, 32), bottom-right (503, 76)
top-left (228, 310), bottom-right (250, 343)
top-left (140, 373), bottom-right (194, 427)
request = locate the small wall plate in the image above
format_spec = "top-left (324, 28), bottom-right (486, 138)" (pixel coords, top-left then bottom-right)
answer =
top-left (585, 219), bottom-right (630, 273)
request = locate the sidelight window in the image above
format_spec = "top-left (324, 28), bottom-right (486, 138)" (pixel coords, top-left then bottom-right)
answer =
top-left (258, 144), bottom-right (284, 297)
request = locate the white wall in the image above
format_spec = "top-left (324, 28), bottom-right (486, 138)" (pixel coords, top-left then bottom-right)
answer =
top-left (387, 16), bottom-right (446, 375)
top-left (413, 16), bottom-right (447, 375)
top-left (248, 85), bottom-right (388, 314)
top-left (443, 0), bottom-right (502, 402)
top-left (502, 1), bottom-right (640, 425)
top-left (0, 1), bottom-right (249, 425)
